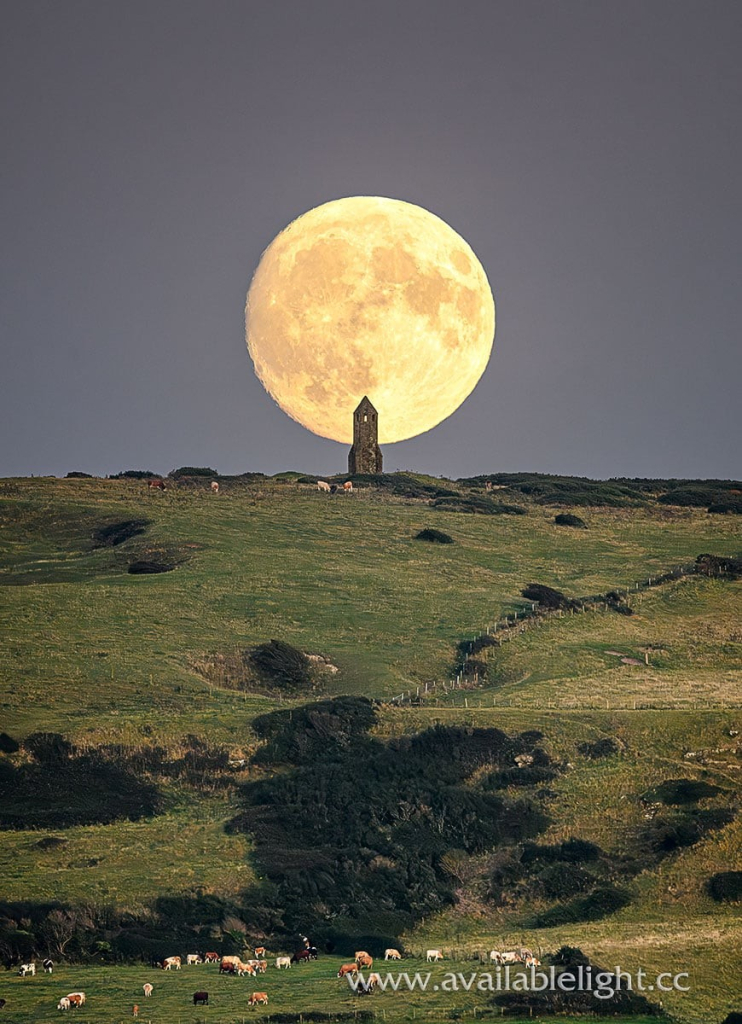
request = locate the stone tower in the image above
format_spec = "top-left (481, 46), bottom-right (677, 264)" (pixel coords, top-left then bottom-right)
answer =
top-left (348, 396), bottom-right (383, 474)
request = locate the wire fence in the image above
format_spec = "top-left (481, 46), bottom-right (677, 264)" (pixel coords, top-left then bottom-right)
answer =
top-left (383, 554), bottom-right (741, 709)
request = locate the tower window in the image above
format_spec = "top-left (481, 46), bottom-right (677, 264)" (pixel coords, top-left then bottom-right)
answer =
top-left (364, 414), bottom-right (368, 422)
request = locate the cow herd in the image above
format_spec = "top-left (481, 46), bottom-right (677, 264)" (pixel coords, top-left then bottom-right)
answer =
top-left (9, 944), bottom-right (541, 1014)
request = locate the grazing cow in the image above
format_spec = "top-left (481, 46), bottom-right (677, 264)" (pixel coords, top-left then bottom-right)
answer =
top-left (43, 959), bottom-right (54, 974)
top-left (275, 956), bottom-right (291, 969)
top-left (186, 954), bottom-right (203, 965)
top-left (148, 479), bottom-right (167, 491)
top-left (355, 953), bottom-right (373, 969)
top-left (210, 481), bottom-right (219, 493)
top-left (162, 956), bottom-right (181, 970)
top-left (204, 952), bottom-right (219, 962)
top-left (384, 948), bottom-right (402, 960)
top-left (524, 956), bottom-right (541, 968)
top-left (343, 481), bottom-right (353, 493)
top-left (142, 984), bottom-right (153, 997)
top-left (193, 991), bottom-right (209, 1006)
top-left (219, 961), bottom-right (237, 975)
top-left (498, 951), bottom-right (521, 965)
top-left (57, 998), bottom-right (71, 1011)
top-left (66, 993), bottom-right (86, 1008)
top-left (236, 962), bottom-right (256, 977)
top-left (489, 950), bottom-right (503, 964)
top-left (19, 963), bottom-right (35, 977)
top-left (248, 992), bottom-right (268, 1006)
top-left (290, 949), bottom-right (315, 964)
top-left (366, 973), bottom-right (382, 991)
top-left (337, 963), bottom-right (358, 978)
top-left (317, 481), bottom-right (331, 492)
top-left (426, 949), bottom-right (444, 962)
top-left (133, 1005), bottom-right (139, 1018)
top-left (254, 960), bottom-right (268, 974)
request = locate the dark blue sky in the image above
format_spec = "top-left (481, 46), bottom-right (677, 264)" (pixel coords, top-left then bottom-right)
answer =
top-left (2, 0), bottom-right (740, 479)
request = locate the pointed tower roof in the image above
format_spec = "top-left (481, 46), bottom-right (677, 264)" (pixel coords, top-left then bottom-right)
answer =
top-left (355, 395), bottom-right (377, 414)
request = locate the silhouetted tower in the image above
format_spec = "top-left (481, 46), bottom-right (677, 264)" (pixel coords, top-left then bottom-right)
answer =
top-left (348, 396), bottom-right (382, 475)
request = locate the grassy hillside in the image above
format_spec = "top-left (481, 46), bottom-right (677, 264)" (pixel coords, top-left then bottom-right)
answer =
top-left (0, 473), bottom-right (740, 1024)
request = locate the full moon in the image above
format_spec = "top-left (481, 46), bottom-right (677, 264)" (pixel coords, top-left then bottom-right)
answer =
top-left (245, 196), bottom-right (495, 444)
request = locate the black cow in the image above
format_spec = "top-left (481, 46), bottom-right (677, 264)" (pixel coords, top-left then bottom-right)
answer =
top-left (193, 991), bottom-right (208, 1006)
top-left (42, 960), bottom-right (53, 974)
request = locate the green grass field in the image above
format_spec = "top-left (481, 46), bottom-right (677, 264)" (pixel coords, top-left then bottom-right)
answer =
top-left (0, 474), bottom-right (740, 1024)
top-left (0, 957), bottom-right (669, 1024)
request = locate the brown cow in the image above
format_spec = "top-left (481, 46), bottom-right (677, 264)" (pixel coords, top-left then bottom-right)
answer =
top-left (355, 952), bottom-right (373, 969)
top-left (148, 479), bottom-right (167, 491)
top-left (337, 963), bottom-right (358, 978)
top-left (193, 991), bottom-right (209, 1005)
top-left (249, 992), bottom-right (268, 1006)
top-left (204, 952), bottom-right (219, 962)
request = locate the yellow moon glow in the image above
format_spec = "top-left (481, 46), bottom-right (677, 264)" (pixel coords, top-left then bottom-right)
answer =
top-left (245, 196), bottom-right (495, 444)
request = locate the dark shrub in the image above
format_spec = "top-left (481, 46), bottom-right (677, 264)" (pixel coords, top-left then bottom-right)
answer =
top-left (252, 696), bottom-right (376, 765)
top-left (65, 471), bottom-right (92, 478)
top-left (415, 528), bottom-right (454, 544)
top-left (708, 872), bottom-right (742, 903)
top-left (521, 837), bottom-right (602, 866)
top-left (522, 583), bottom-right (577, 611)
top-left (645, 808), bottom-right (735, 853)
top-left (578, 738), bottom-right (620, 759)
top-left (432, 496), bottom-right (526, 515)
top-left (24, 732), bottom-right (73, 764)
top-left (34, 836), bottom-right (68, 850)
top-left (169, 466), bottom-right (218, 478)
top-left (128, 561), bottom-right (175, 574)
top-left (248, 639), bottom-right (312, 692)
top-left (0, 732), bottom-right (19, 754)
top-left (643, 778), bottom-right (722, 804)
top-left (92, 520), bottom-right (149, 547)
top-left (534, 884), bottom-right (632, 926)
top-left (722, 1013), bottom-right (742, 1024)
top-left (695, 554), bottom-right (742, 578)
top-left (708, 498), bottom-right (742, 514)
top-left (231, 708), bottom-right (551, 934)
top-left (554, 513), bottom-right (587, 528)
top-left (492, 945), bottom-right (661, 1016)
top-left (538, 862), bottom-right (594, 899)
top-left (0, 749), bottom-right (163, 829)
top-left (109, 470), bottom-right (159, 479)
top-left (461, 658), bottom-right (487, 677)
top-left (658, 486), bottom-right (729, 507)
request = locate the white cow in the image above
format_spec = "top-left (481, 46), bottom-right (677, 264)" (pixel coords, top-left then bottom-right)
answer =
top-left (143, 983), bottom-right (153, 997)
top-left (498, 951), bottom-right (521, 964)
top-left (186, 954), bottom-right (203, 965)
top-left (162, 956), bottom-right (181, 970)
top-left (210, 481), bottom-right (219, 494)
top-left (19, 963), bottom-right (35, 976)
top-left (317, 481), bottom-right (331, 492)
top-left (276, 956), bottom-right (291, 969)
top-left (57, 997), bottom-right (71, 1011)
top-left (489, 950), bottom-right (503, 963)
top-left (384, 948), bottom-right (402, 960)
top-left (426, 949), bottom-right (443, 962)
